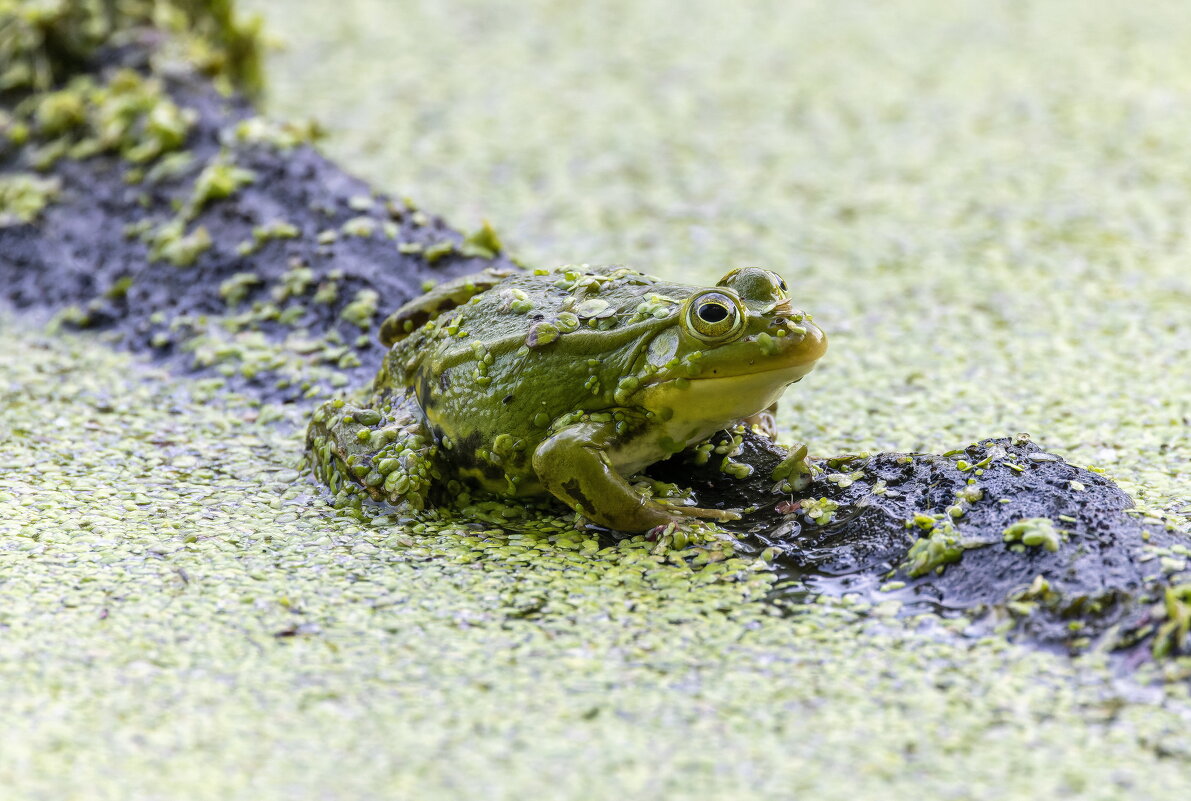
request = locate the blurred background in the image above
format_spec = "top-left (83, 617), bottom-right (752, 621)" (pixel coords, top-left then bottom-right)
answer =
top-left (242, 0), bottom-right (1189, 521)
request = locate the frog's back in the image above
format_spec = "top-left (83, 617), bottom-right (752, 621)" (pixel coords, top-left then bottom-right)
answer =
top-left (397, 267), bottom-right (697, 495)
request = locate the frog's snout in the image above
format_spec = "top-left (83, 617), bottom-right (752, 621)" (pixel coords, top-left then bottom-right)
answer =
top-left (798, 320), bottom-right (828, 360)
top-left (773, 316), bottom-right (827, 365)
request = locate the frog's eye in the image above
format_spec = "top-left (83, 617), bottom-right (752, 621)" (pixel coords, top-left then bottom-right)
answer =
top-left (685, 291), bottom-right (745, 342)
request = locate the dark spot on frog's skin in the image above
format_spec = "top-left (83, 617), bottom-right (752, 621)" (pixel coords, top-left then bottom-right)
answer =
top-left (447, 430), bottom-right (527, 483)
top-left (437, 370), bottom-right (450, 392)
top-left (417, 372), bottom-right (437, 407)
top-left (605, 417), bottom-right (648, 450)
top-left (428, 424), bottom-right (447, 446)
top-left (449, 430), bottom-right (484, 469)
top-left (502, 394), bottom-right (515, 404)
top-left (562, 479), bottom-right (593, 515)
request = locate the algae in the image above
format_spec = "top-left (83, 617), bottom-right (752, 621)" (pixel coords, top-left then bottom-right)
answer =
top-left (0, 170), bottom-right (57, 224)
top-left (0, 0), bottom-right (262, 95)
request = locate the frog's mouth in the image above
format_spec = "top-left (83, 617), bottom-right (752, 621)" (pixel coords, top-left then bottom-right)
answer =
top-left (684, 317), bottom-right (827, 380)
top-left (637, 321), bottom-right (827, 423)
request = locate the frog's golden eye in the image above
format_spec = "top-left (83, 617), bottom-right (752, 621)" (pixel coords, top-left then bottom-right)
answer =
top-left (685, 291), bottom-right (745, 342)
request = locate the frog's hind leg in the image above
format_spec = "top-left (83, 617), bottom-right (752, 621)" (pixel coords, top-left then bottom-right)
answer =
top-left (378, 267), bottom-right (517, 347)
top-left (305, 398), bottom-right (441, 512)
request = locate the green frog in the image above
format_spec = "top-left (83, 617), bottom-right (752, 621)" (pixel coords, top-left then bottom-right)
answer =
top-left (305, 265), bottom-right (826, 533)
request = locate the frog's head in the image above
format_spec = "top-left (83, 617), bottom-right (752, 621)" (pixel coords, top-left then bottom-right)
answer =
top-left (632, 267), bottom-right (826, 428)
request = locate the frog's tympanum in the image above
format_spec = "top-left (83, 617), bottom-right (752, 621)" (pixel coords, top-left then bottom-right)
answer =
top-left (306, 266), bottom-right (826, 532)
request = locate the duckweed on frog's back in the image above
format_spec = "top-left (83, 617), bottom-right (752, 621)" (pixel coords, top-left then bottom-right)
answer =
top-left (305, 265), bottom-right (827, 532)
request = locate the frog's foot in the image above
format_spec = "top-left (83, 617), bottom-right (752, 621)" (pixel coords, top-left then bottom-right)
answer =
top-left (645, 518), bottom-right (740, 552)
top-left (742, 402), bottom-right (780, 440)
top-left (534, 417), bottom-right (743, 533)
top-left (654, 499), bottom-right (742, 522)
top-left (630, 477), bottom-right (739, 521)
top-left (305, 399), bottom-right (439, 511)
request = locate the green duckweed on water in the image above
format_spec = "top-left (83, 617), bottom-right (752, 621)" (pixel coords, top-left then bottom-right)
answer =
top-left (2, 320), bottom-right (1190, 799)
top-left (2, 0), bottom-right (1191, 797)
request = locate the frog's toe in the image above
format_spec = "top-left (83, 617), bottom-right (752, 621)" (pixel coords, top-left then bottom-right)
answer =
top-left (657, 501), bottom-right (741, 522)
top-left (646, 521), bottom-right (678, 542)
top-left (742, 403), bottom-right (780, 440)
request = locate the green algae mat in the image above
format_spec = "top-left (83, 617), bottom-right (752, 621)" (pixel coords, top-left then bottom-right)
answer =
top-left (3, 0), bottom-right (1191, 798)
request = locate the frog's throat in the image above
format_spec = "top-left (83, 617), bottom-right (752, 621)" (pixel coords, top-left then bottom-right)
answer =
top-left (637, 359), bottom-right (820, 425)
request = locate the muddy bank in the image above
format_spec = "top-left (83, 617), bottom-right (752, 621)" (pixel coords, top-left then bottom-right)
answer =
top-left (0, 5), bottom-right (514, 403)
top-left (649, 432), bottom-right (1187, 660)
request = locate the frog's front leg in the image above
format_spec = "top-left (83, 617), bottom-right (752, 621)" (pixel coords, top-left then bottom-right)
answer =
top-left (532, 419), bottom-right (738, 532)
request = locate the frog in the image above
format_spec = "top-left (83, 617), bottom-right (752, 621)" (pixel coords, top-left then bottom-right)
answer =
top-left (304, 264), bottom-right (827, 533)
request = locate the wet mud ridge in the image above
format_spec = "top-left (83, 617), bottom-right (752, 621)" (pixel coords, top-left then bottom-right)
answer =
top-left (1, 38), bottom-right (514, 403)
top-left (2, 11), bottom-right (1187, 666)
top-left (652, 432), bottom-right (1188, 662)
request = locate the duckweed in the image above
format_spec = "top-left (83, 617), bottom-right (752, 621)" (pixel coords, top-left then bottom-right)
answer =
top-left (189, 160), bottom-right (257, 213)
top-left (12, 325), bottom-right (1182, 799)
top-left (1003, 518), bottom-right (1063, 553)
top-left (0, 0), bottom-right (262, 94)
top-left (460, 219), bottom-right (504, 259)
top-left (4, 0), bottom-right (1191, 796)
top-left (0, 171), bottom-right (58, 225)
top-left (339, 288), bottom-right (379, 329)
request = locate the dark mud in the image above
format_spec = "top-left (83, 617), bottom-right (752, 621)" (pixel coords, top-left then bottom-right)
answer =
top-left (1, 45), bottom-right (514, 403)
top-left (650, 432), bottom-right (1185, 658)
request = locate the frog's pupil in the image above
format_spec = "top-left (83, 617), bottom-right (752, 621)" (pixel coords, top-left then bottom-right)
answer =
top-left (699, 303), bottom-right (729, 323)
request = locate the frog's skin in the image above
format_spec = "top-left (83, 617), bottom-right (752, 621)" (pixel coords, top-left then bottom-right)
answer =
top-left (305, 265), bottom-right (827, 532)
